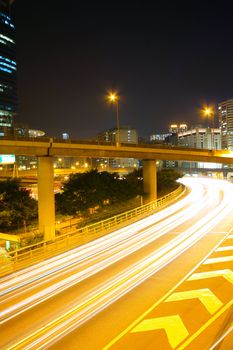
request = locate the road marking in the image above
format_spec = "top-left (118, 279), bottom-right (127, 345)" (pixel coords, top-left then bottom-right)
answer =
top-left (216, 245), bottom-right (233, 252)
top-left (204, 256), bottom-right (233, 265)
top-left (177, 299), bottom-right (233, 350)
top-left (188, 269), bottom-right (233, 285)
top-left (103, 230), bottom-right (233, 350)
top-left (227, 234), bottom-right (233, 239)
top-left (131, 315), bottom-right (189, 349)
top-left (165, 288), bottom-right (222, 314)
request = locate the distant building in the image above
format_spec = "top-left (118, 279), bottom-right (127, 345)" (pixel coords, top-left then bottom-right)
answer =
top-left (16, 128), bottom-right (45, 169)
top-left (165, 124), bottom-right (188, 146)
top-left (218, 99), bottom-right (233, 150)
top-left (97, 125), bottom-right (139, 169)
top-left (150, 133), bottom-right (170, 143)
top-left (98, 125), bottom-right (138, 144)
top-left (0, 0), bottom-right (17, 136)
top-left (178, 126), bottom-right (221, 169)
top-left (178, 126), bottom-right (221, 150)
top-left (169, 124), bottom-right (188, 134)
top-left (62, 132), bottom-right (69, 140)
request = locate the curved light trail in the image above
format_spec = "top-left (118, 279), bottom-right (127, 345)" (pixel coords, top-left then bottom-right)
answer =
top-left (1, 177), bottom-right (233, 350)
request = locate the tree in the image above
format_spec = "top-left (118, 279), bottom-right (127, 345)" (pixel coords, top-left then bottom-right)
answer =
top-left (55, 169), bottom-right (140, 216)
top-left (55, 168), bottom-right (183, 217)
top-left (0, 179), bottom-right (38, 232)
top-left (125, 169), bottom-right (143, 195)
top-left (157, 169), bottom-right (182, 193)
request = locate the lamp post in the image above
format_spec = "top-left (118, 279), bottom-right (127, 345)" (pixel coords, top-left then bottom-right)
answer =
top-left (202, 106), bottom-right (215, 149)
top-left (107, 92), bottom-right (120, 147)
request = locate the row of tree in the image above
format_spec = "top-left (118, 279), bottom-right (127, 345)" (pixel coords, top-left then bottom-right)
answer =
top-left (0, 168), bottom-right (182, 232)
top-left (55, 168), bottom-right (181, 216)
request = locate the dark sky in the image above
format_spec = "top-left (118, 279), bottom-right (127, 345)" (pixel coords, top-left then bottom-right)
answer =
top-left (12, 1), bottom-right (233, 139)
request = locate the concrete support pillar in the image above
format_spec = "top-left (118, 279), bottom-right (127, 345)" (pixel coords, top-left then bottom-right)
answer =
top-left (37, 156), bottom-right (55, 241)
top-left (143, 159), bottom-right (157, 201)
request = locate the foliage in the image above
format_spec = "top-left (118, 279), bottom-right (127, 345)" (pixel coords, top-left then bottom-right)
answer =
top-left (55, 169), bottom-right (139, 216)
top-left (55, 168), bottom-right (183, 217)
top-left (125, 169), bottom-right (143, 195)
top-left (20, 232), bottom-right (44, 248)
top-left (0, 179), bottom-right (38, 232)
top-left (157, 169), bottom-right (182, 193)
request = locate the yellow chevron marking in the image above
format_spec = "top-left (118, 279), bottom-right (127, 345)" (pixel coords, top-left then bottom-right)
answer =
top-left (216, 246), bottom-right (233, 252)
top-left (188, 269), bottom-right (233, 285)
top-left (131, 314), bottom-right (189, 349)
top-left (165, 288), bottom-right (223, 314)
top-left (176, 299), bottom-right (233, 350)
top-left (204, 256), bottom-right (233, 264)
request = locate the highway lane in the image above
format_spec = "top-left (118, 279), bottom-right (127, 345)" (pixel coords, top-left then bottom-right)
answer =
top-left (1, 177), bottom-right (233, 349)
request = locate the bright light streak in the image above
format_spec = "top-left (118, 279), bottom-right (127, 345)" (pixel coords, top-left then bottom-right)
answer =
top-left (1, 177), bottom-right (233, 349)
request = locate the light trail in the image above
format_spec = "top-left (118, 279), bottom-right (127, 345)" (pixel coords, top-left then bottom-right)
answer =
top-left (0, 183), bottom-right (210, 317)
top-left (1, 177), bottom-right (233, 350)
top-left (0, 181), bottom-right (204, 298)
top-left (0, 181), bottom-right (201, 291)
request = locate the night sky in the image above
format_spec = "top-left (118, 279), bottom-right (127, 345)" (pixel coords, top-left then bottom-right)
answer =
top-left (12, 1), bottom-right (233, 139)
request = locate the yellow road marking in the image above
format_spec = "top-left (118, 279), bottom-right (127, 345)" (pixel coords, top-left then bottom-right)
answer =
top-left (188, 269), bottom-right (233, 284)
top-left (165, 288), bottom-right (222, 314)
top-left (102, 230), bottom-right (233, 350)
top-left (227, 234), bottom-right (233, 239)
top-left (177, 299), bottom-right (233, 350)
top-left (131, 315), bottom-right (189, 349)
top-left (204, 256), bottom-right (233, 264)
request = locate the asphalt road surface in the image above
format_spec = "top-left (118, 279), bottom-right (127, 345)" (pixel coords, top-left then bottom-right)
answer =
top-left (0, 177), bottom-right (233, 350)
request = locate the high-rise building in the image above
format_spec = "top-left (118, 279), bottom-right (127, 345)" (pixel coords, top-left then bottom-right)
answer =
top-left (0, 0), bottom-right (17, 136)
top-left (218, 99), bottom-right (233, 150)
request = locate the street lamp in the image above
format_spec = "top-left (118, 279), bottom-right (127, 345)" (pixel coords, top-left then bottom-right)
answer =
top-left (107, 92), bottom-right (120, 147)
top-left (202, 105), bottom-right (215, 149)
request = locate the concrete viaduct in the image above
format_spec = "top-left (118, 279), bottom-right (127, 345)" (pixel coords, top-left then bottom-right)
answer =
top-left (1, 137), bottom-right (233, 241)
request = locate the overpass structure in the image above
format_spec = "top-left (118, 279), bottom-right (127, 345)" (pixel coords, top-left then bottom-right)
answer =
top-left (1, 137), bottom-right (233, 240)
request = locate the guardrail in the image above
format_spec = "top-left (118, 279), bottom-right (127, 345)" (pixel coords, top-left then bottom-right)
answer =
top-left (0, 185), bottom-right (186, 277)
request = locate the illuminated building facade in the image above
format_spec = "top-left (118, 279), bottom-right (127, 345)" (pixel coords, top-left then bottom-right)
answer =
top-left (150, 133), bottom-right (170, 143)
top-left (178, 126), bottom-right (221, 169)
top-left (169, 124), bottom-right (188, 134)
top-left (178, 127), bottom-right (221, 150)
top-left (0, 0), bottom-right (17, 136)
top-left (218, 99), bottom-right (233, 150)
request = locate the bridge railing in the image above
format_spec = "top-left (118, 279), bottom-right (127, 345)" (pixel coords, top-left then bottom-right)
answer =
top-left (0, 185), bottom-right (186, 276)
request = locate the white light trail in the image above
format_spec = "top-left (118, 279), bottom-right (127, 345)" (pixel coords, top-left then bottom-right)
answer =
top-left (1, 177), bottom-right (233, 350)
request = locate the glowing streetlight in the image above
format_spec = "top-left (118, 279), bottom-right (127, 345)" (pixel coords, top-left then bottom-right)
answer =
top-left (201, 105), bottom-right (215, 149)
top-left (202, 106), bottom-right (214, 119)
top-left (107, 91), bottom-right (120, 146)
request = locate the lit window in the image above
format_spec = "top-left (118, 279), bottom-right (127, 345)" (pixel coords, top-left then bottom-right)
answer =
top-left (0, 56), bottom-right (17, 65)
top-left (0, 34), bottom-right (14, 44)
top-left (0, 66), bottom-right (12, 74)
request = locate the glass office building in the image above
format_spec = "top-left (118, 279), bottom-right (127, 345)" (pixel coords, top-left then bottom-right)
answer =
top-left (0, 0), bottom-right (17, 136)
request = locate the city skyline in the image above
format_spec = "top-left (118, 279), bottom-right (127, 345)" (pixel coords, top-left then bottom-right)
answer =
top-left (13, 1), bottom-right (233, 139)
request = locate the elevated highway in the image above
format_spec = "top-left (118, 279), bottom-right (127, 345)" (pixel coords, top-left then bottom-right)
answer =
top-left (0, 137), bottom-right (233, 164)
top-left (1, 137), bottom-right (233, 240)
